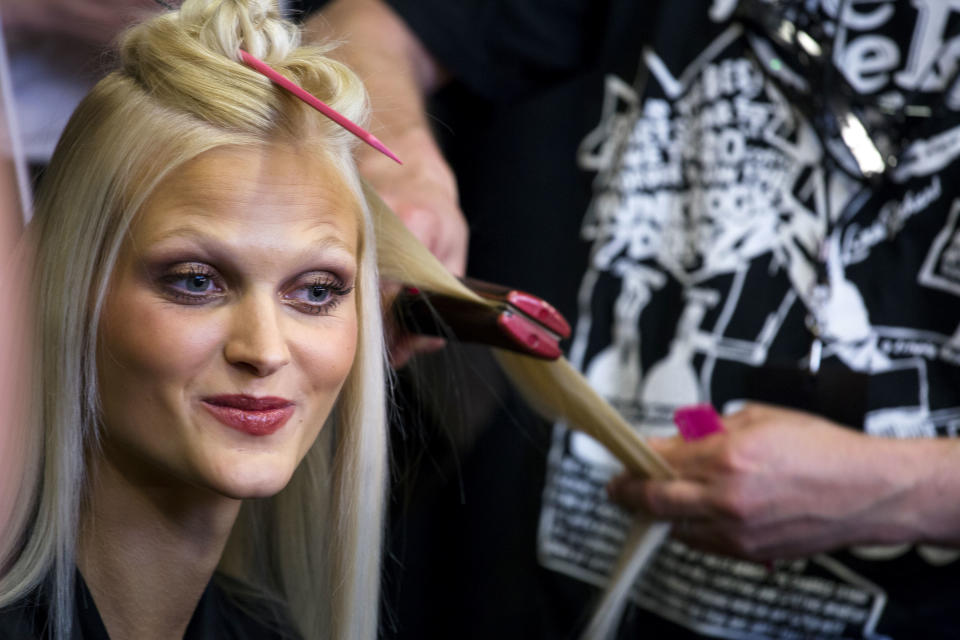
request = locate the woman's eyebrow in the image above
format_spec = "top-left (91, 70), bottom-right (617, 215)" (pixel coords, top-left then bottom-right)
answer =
top-left (147, 223), bottom-right (212, 245)
top-left (289, 235), bottom-right (358, 260)
top-left (141, 223), bottom-right (359, 270)
top-left (148, 218), bottom-right (353, 246)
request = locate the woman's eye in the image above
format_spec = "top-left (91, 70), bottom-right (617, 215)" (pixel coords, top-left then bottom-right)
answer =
top-left (160, 265), bottom-right (223, 301)
top-left (287, 276), bottom-right (352, 314)
top-left (183, 274), bottom-right (213, 293)
top-left (307, 284), bottom-right (331, 304)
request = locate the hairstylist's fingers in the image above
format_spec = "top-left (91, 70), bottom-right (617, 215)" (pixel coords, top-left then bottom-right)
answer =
top-left (380, 281), bottom-right (447, 368)
top-left (388, 330), bottom-right (444, 369)
top-left (395, 203), bottom-right (468, 276)
top-left (646, 434), bottom-right (733, 482)
top-left (671, 516), bottom-right (833, 561)
top-left (607, 476), bottom-right (716, 520)
top-left (359, 127), bottom-right (469, 276)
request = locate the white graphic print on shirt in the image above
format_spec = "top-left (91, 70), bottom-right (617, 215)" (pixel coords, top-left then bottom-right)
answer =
top-left (538, 4), bottom-right (960, 639)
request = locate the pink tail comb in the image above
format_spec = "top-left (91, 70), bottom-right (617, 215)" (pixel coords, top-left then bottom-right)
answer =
top-left (239, 49), bottom-right (401, 164)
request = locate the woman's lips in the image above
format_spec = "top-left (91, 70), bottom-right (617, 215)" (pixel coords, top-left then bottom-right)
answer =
top-left (201, 395), bottom-right (294, 436)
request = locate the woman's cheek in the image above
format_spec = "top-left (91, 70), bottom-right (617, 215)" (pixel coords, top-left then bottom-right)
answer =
top-left (300, 316), bottom-right (358, 394)
top-left (106, 300), bottom-right (224, 381)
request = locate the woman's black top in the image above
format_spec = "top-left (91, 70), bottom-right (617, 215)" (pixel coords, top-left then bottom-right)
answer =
top-left (0, 570), bottom-right (301, 639)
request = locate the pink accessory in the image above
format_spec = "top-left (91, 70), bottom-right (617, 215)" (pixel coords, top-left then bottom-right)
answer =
top-left (238, 49), bottom-right (402, 164)
top-left (673, 404), bottom-right (725, 441)
top-left (674, 404), bottom-right (775, 569)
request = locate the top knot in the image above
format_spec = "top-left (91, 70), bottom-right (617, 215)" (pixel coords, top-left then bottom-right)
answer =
top-left (177, 0), bottom-right (298, 62)
top-left (115, 0), bottom-right (370, 141)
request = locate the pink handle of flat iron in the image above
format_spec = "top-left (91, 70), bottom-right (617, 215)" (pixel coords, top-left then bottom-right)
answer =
top-left (498, 311), bottom-right (562, 360)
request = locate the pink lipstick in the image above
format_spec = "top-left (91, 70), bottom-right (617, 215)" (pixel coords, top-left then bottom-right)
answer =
top-left (201, 395), bottom-right (294, 436)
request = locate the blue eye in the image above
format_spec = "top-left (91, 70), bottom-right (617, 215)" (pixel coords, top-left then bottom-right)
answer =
top-left (307, 284), bottom-right (331, 304)
top-left (185, 274), bottom-right (212, 292)
top-left (160, 264), bottom-right (223, 302)
top-left (286, 275), bottom-right (353, 315)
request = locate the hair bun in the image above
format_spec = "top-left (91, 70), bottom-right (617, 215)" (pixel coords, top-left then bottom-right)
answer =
top-left (116, 0), bottom-right (368, 144)
top-left (177, 0), bottom-right (298, 61)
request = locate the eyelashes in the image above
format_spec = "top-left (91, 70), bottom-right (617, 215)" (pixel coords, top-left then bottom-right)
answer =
top-left (285, 275), bottom-right (354, 315)
top-left (158, 262), bottom-right (353, 315)
top-left (162, 265), bottom-right (222, 300)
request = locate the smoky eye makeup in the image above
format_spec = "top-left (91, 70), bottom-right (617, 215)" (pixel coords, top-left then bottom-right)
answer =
top-left (282, 272), bottom-right (355, 315)
top-left (149, 258), bottom-right (354, 315)
top-left (156, 262), bottom-right (226, 304)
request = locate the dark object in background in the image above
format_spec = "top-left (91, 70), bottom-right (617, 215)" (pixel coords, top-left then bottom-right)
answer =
top-left (745, 361), bottom-right (870, 428)
top-left (735, 0), bottom-right (954, 182)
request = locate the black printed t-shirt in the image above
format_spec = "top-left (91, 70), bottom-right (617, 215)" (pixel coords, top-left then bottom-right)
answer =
top-left (0, 571), bottom-right (299, 639)
top-left (371, 1), bottom-right (960, 639)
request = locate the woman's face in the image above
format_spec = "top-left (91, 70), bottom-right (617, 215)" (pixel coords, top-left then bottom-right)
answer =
top-left (97, 145), bottom-right (360, 499)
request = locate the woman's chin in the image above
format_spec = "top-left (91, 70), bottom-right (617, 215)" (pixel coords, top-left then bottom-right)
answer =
top-left (201, 455), bottom-right (298, 500)
top-left (214, 475), bottom-right (293, 500)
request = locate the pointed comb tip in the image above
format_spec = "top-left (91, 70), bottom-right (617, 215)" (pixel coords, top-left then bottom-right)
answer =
top-left (237, 48), bottom-right (402, 165)
top-left (368, 135), bottom-right (403, 165)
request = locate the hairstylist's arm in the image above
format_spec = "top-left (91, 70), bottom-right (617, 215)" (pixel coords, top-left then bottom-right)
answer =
top-left (305, 0), bottom-right (466, 275)
top-left (607, 403), bottom-right (960, 560)
top-left (305, 0), bottom-right (467, 366)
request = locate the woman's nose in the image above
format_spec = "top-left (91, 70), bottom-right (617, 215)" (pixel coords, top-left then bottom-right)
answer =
top-left (222, 290), bottom-right (291, 377)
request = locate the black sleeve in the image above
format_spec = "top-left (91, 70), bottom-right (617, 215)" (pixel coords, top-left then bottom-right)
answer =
top-left (383, 0), bottom-right (609, 105)
top-left (289, 0), bottom-right (611, 105)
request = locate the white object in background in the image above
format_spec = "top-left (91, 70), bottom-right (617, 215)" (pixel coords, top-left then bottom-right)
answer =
top-left (0, 19), bottom-right (32, 222)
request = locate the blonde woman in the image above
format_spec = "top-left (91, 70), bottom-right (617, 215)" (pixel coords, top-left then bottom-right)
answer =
top-left (0, 0), bottom-right (664, 636)
top-left (0, 1), bottom-right (387, 638)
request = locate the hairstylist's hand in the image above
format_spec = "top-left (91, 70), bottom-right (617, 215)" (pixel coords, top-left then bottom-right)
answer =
top-left (308, 0), bottom-right (468, 368)
top-left (365, 124), bottom-right (469, 369)
top-left (3, 0), bottom-right (161, 46)
top-left (360, 127), bottom-right (467, 368)
top-left (359, 127), bottom-right (467, 277)
top-left (607, 403), bottom-right (956, 561)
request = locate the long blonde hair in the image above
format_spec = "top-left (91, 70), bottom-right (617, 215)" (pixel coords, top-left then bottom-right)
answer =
top-left (0, 2), bottom-right (386, 639)
top-left (370, 183), bottom-right (673, 640)
top-left (0, 2), bottom-right (669, 638)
